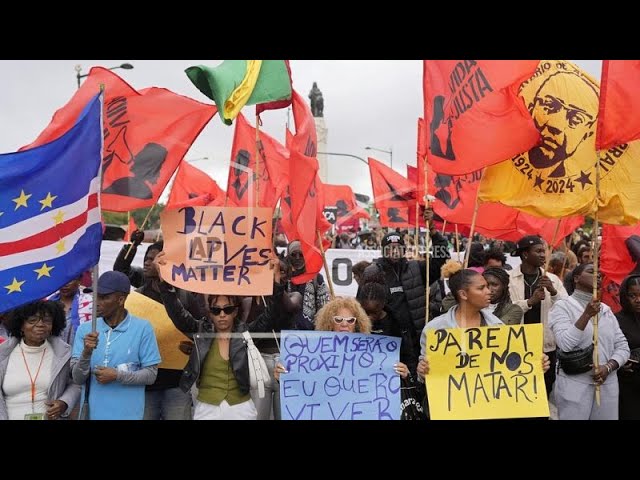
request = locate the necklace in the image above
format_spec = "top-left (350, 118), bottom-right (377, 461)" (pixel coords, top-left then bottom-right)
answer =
top-left (523, 269), bottom-right (540, 295)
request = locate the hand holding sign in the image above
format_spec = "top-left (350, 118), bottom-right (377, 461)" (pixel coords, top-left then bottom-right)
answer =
top-left (154, 250), bottom-right (168, 282)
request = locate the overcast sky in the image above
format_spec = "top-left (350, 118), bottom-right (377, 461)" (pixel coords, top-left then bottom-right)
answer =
top-left (0, 60), bottom-right (602, 201)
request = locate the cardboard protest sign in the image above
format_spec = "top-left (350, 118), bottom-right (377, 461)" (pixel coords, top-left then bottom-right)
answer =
top-left (159, 206), bottom-right (274, 295)
top-left (124, 291), bottom-right (189, 370)
top-left (426, 324), bottom-right (549, 420)
top-left (280, 331), bottom-right (401, 420)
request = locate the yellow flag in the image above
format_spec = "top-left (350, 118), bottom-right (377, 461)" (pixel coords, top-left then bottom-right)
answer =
top-left (479, 60), bottom-right (640, 225)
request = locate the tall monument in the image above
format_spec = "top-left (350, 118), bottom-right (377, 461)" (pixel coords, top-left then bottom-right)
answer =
top-left (309, 82), bottom-right (328, 183)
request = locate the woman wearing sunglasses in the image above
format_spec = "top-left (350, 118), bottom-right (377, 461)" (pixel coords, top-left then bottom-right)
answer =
top-left (154, 252), bottom-right (284, 420)
top-left (0, 301), bottom-right (80, 420)
top-left (274, 297), bottom-right (412, 380)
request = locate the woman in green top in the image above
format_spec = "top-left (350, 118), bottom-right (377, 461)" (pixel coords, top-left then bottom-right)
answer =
top-left (154, 251), bottom-right (283, 420)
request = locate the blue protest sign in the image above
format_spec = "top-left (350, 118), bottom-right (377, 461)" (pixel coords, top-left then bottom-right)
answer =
top-left (280, 331), bottom-right (401, 420)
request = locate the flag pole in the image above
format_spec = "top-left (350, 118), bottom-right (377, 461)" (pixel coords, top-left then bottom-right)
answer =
top-left (414, 202), bottom-right (419, 260)
top-left (83, 85), bottom-right (105, 420)
top-left (463, 169), bottom-right (485, 269)
top-left (124, 204), bottom-right (156, 260)
top-left (317, 230), bottom-right (335, 299)
top-left (255, 114), bottom-right (261, 208)
top-left (423, 156), bottom-right (431, 322)
top-left (455, 224), bottom-right (460, 263)
top-left (441, 220), bottom-right (447, 235)
top-left (559, 237), bottom-right (570, 281)
top-left (593, 154), bottom-right (602, 406)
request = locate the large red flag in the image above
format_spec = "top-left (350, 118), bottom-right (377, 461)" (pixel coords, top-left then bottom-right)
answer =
top-left (22, 67), bottom-right (216, 212)
top-left (369, 158), bottom-right (415, 228)
top-left (597, 60), bottom-right (640, 151)
top-left (423, 60), bottom-right (540, 175)
top-left (166, 161), bottom-right (226, 209)
top-left (288, 90), bottom-right (330, 285)
top-left (600, 223), bottom-right (640, 313)
top-left (227, 113), bottom-right (288, 208)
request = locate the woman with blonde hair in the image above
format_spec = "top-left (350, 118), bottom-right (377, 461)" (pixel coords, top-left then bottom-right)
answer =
top-left (275, 296), bottom-right (411, 380)
top-left (313, 297), bottom-right (371, 334)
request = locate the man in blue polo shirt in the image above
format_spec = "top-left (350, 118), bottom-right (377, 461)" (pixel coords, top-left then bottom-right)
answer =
top-left (71, 271), bottom-right (161, 420)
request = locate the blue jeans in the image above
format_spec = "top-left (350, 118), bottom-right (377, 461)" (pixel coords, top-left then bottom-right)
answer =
top-left (251, 353), bottom-right (281, 420)
top-left (144, 387), bottom-right (192, 420)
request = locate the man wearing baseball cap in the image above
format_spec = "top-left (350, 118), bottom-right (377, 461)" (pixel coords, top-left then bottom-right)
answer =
top-left (71, 271), bottom-right (161, 420)
top-left (365, 208), bottom-right (450, 362)
top-left (509, 235), bottom-right (567, 395)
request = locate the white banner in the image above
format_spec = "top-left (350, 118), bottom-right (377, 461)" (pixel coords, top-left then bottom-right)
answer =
top-left (99, 241), bottom-right (521, 298)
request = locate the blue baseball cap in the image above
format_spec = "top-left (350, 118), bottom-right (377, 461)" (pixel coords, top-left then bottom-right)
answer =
top-left (97, 271), bottom-right (131, 295)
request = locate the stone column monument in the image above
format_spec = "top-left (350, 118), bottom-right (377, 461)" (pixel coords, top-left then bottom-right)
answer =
top-left (309, 82), bottom-right (328, 183)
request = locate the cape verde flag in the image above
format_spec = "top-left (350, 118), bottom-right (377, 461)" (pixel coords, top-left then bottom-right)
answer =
top-left (0, 94), bottom-right (103, 313)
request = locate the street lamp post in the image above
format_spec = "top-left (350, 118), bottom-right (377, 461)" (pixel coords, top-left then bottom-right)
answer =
top-left (318, 151), bottom-right (368, 167)
top-left (365, 146), bottom-right (393, 169)
top-left (75, 63), bottom-right (134, 89)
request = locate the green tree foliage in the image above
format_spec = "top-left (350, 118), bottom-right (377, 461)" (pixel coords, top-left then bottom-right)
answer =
top-left (102, 203), bottom-right (166, 230)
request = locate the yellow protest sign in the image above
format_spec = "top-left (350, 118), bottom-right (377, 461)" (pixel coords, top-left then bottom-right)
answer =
top-left (125, 291), bottom-right (190, 370)
top-left (159, 206), bottom-right (274, 295)
top-left (426, 324), bottom-right (549, 420)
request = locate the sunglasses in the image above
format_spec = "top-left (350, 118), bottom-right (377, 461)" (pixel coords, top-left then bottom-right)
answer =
top-left (333, 316), bottom-right (356, 325)
top-left (210, 305), bottom-right (238, 316)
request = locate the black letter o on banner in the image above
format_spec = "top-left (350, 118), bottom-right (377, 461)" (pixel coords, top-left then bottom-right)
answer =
top-left (332, 258), bottom-right (352, 286)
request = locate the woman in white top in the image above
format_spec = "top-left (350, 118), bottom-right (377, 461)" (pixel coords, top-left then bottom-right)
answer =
top-left (0, 301), bottom-right (80, 420)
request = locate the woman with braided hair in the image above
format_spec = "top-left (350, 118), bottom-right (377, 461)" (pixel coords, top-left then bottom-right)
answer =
top-left (483, 267), bottom-right (524, 325)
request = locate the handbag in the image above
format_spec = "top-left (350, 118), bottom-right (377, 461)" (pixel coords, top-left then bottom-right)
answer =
top-left (400, 377), bottom-right (428, 421)
top-left (242, 331), bottom-right (271, 399)
top-left (557, 343), bottom-right (594, 375)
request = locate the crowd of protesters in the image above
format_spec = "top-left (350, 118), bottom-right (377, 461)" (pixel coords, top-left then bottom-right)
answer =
top-left (3, 207), bottom-right (638, 421)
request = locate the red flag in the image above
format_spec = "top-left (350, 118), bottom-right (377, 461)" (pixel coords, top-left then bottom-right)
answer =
top-left (227, 113), bottom-right (287, 208)
top-left (597, 60), bottom-right (640, 150)
top-left (124, 216), bottom-right (137, 242)
top-left (323, 184), bottom-right (370, 228)
top-left (167, 161), bottom-right (226, 210)
top-left (417, 118), bottom-right (428, 205)
top-left (288, 90), bottom-right (329, 285)
top-left (22, 67), bottom-right (216, 212)
top-left (423, 60), bottom-right (540, 175)
top-left (370, 158), bottom-right (415, 228)
top-left (601, 223), bottom-right (640, 285)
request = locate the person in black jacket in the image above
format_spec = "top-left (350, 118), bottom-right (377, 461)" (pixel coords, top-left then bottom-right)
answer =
top-left (154, 251), bottom-right (283, 420)
top-left (114, 237), bottom-right (206, 420)
top-left (357, 280), bottom-right (418, 377)
top-left (365, 207), bottom-right (449, 357)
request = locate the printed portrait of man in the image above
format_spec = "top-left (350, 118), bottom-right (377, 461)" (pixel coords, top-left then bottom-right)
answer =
top-left (526, 68), bottom-right (599, 178)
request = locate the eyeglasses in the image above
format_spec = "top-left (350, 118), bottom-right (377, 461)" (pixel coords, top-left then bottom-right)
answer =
top-left (210, 305), bottom-right (238, 316)
top-left (25, 315), bottom-right (53, 325)
top-left (333, 316), bottom-right (356, 325)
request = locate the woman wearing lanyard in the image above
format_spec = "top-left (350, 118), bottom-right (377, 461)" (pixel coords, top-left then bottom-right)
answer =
top-left (0, 301), bottom-right (80, 420)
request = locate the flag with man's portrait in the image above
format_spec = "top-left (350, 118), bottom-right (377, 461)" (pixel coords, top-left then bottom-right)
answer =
top-left (0, 94), bottom-right (103, 313)
top-left (479, 60), bottom-right (640, 225)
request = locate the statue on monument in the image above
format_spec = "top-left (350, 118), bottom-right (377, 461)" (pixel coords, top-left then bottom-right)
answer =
top-left (309, 82), bottom-right (324, 117)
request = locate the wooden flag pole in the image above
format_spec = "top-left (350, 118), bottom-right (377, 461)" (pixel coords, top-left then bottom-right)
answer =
top-left (423, 156), bottom-right (431, 321)
top-left (414, 203), bottom-right (419, 260)
top-left (463, 171), bottom-right (483, 269)
top-left (559, 237), bottom-right (570, 281)
top-left (455, 224), bottom-right (460, 263)
top-left (441, 220), bottom-right (447, 235)
top-left (124, 204), bottom-right (156, 260)
top-left (255, 114), bottom-right (262, 208)
top-left (317, 230), bottom-right (335, 299)
top-left (593, 154), bottom-right (602, 406)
